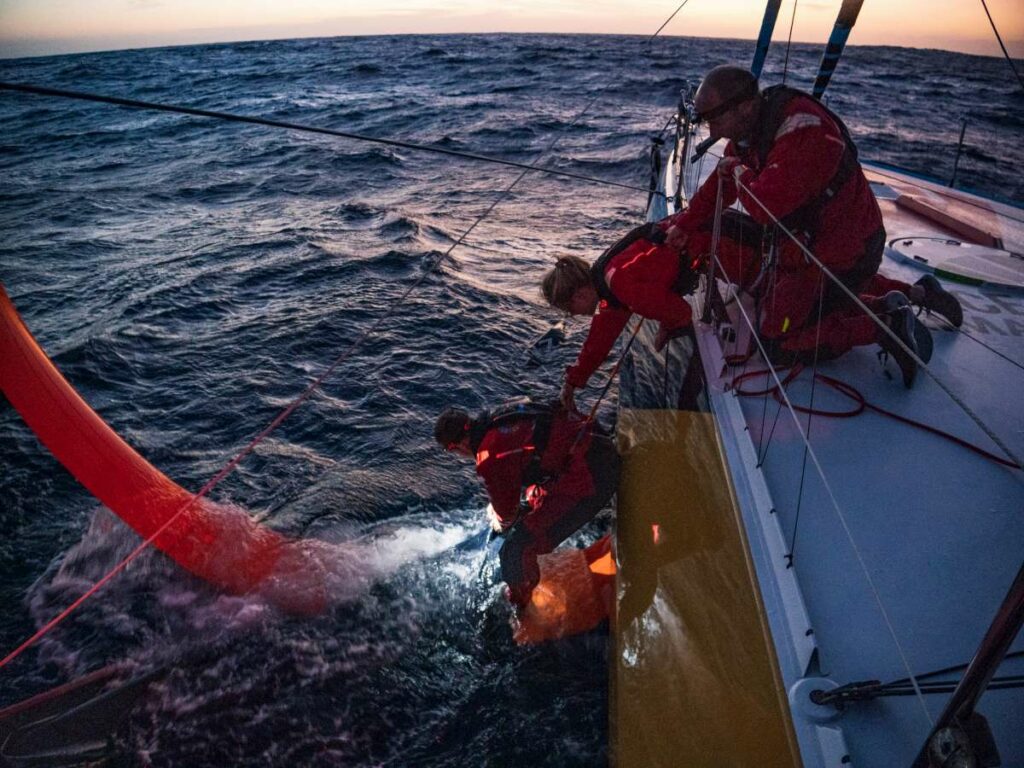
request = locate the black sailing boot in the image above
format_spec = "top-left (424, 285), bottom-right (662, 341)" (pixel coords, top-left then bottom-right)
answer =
top-left (914, 274), bottom-right (963, 328)
top-left (878, 291), bottom-right (923, 389)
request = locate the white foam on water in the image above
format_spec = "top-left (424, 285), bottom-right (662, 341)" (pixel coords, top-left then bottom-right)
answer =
top-left (26, 503), bottom-right (485, 669)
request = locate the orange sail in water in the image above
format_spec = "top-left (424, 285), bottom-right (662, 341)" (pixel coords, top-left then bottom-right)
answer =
top-left (0, 284), bottom-right (327, 615)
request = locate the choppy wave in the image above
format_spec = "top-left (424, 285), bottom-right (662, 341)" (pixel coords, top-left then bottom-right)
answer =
top-left (0, 31), bottom-right (1021, 768)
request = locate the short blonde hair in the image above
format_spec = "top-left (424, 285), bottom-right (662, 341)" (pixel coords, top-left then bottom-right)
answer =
top-left (541, 255), bottom-right (591, 310)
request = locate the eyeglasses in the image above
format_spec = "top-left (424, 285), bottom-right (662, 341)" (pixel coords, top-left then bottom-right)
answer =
top-left (695, 84), bottom-right (758, 123)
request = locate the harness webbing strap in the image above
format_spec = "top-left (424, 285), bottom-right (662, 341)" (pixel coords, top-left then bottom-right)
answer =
top-left (753, 85), bottom-right (861, 241)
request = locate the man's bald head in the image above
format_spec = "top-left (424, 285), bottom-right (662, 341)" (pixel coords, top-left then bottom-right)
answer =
top-left (695, 65), bottom-right (759, 112)
top-left (694, 65), bottom-right (761, 142)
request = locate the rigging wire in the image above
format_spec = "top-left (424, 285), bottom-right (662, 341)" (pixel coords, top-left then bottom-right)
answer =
top-left (649, 0), bottom-right (695, 43)
top-left (0, 0), bottom-right (699, 671)
top-left (787, 266), bottom-right (825, 565)
top-left (782, 0), bottom-right (799, 84)
top-left (733, 174), bottom-right (1024, 473)
top-left (979, 0), bottom-right (1024, 90)
top-left (0, 81), bottom-right (658, 198)
top-left (945, 322), bottom-right (1024, 373)
top-left (705, 207), bottom-right (936, 728)
top-left (910, 301), bottom-right (1024, 373)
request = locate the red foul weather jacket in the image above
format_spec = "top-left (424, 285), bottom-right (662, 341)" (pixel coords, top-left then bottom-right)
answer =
top-left (669, 90), bottom-right (882, 274)
top-left (565, 239), bottom-right (692, 389)
top-left (474, 410), bottom-right (595, 530)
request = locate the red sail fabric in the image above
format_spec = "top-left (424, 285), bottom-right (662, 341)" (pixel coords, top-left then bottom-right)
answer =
top-left (0, 285), bottom-right (326, 615)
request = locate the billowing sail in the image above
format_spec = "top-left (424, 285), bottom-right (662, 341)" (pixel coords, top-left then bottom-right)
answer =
top-left (0, 284), bottom-right (327, 615)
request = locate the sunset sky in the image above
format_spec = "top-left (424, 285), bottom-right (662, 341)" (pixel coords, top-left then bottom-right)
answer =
top-left (1, 0), bottom-right (1021, 59)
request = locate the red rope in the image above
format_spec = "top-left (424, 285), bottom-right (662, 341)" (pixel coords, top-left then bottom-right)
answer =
top-left (0, 248), bottom-right (452, 672)
top-left (731, 367), bottom-right (1021, 469)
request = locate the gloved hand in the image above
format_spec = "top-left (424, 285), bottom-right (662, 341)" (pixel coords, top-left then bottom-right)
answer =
top-left (717, 156), bottom-right (748, 185)
top-left (524, 483), bottom-right (545, 507)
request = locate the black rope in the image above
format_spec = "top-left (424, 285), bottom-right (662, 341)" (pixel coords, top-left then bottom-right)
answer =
top-left (979, 0), bottom-right (1024, 90)
top-left (928, 317), bottom-right (1024, 373)
top-left (649, 0), bottom-right (695, 42)
top-left (888, 649), bottom-right (1024, 687)
top-left (759, 393), bottom-right (787, 468)
top-left (814, 673), bottom-right (1024, 707)
top-left (782, 0), bottom-right (799, 85)
top-left (814, 677), bottom-right (1024, 707)
top-left (756, 288), bottom-right (773, 460)
top-left (0, 81), bottom-right (659, 198)
top-left (757, 246), bottom-right (784, 467)
top-left (788, 268), bottom-right (825, 566)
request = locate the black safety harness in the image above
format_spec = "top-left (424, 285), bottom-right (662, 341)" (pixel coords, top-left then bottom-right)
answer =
top-left (468, 398), bottom-right (557, 486)
top-left (751, 84), bottom-right (863, 244)
top-left (590, 221), bottom-right (701, 311)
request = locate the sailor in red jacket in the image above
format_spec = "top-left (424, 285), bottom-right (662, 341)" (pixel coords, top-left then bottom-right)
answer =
top-left (540, 223), bottom-right (701, 410)
top-left (436, 398), bottom-right (619, 609)
top-left (663, 65), bottom-right (961, 386)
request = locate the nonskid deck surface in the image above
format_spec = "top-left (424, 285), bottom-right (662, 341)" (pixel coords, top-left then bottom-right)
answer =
top-left (709, 178), bottom-right (1024, 765)
top-left (617, 154), bottom-right (1023, 766)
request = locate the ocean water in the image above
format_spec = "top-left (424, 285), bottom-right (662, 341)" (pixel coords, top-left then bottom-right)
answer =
top-left (0, 33), bottom-right (1021, 767)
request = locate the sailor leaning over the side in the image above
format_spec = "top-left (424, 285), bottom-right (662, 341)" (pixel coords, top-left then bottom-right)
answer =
top-left (540, 220), bottom-right (702, 411)
top-left (435, 399), bottom-right (620, 613)
top-left (539, 64), bottom-right (966, 405)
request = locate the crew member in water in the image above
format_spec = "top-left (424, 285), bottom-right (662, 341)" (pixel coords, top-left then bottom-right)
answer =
top-left (662, 64), bottom-right (962, 387)
top-left (540, 223), bottom-right (700, 411)
top-left (435, 398), bottom-right (619, 611)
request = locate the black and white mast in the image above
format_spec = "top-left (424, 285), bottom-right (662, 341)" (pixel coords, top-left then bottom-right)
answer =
top-left (811, 0), bottom-right (864, 98)
top-left (751, 0), bottom-right (783, 80)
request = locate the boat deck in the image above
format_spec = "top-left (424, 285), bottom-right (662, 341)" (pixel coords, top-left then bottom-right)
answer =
top-left (614, 157), bottom-right (1024, 766)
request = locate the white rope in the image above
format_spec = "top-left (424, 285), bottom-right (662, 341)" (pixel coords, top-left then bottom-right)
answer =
top-left (733, 174), bottom-right (1024, 472)
top-left (706, 175), bottom-right (935, 727)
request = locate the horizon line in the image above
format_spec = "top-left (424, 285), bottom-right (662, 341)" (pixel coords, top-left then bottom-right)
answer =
top-left (2, 29), bottom-right (1022, 63)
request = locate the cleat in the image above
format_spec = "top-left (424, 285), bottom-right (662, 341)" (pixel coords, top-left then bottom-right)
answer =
top-left (915, 274), bottom-right (963, 328)
top-left (878, 292), bottom-right (919, 388)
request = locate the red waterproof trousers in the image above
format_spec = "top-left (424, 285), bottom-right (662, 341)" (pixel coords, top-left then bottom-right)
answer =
top-left (475, 412), bottom-right (620, 607)
top-left (684, 215), bottom-right (913, 360)
top-left (499, 432), bottom-right (620, 607)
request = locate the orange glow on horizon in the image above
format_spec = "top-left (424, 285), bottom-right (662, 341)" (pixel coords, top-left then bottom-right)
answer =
top-left (0, 0), bottom-right (1021, 59)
